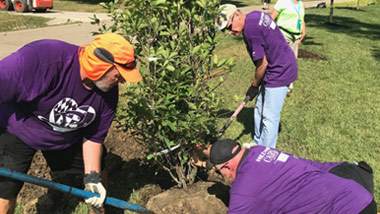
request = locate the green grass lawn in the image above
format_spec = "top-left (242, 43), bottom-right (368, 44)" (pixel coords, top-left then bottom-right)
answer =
top-left (213, 2), bottom-right (380, 204)
top-left (0, 0), bottom-right (106, 33)
top-left (52, 0), bottom-right (108, 12)
top-left (0, 12), bottom-right (50, 32)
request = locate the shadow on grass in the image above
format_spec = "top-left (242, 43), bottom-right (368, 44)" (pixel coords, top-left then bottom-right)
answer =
top-left (334, 6), bottom-right (369, 12)
top-left (305, 12), bottom-right (380, 40)
top-left (216, 107), bottom-right (254, 141)
top-left (34, 154), bottom-right (174, 214)
top-left (221, 0), bottom-right (250, 7)
top-left (371, 47), bottom-right (380, 61)
top-left (301, 36), bottom-right (323, 46)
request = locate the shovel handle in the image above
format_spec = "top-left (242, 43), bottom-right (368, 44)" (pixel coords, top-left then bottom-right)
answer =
top-left (216, 96), bottom-right (250, 138)
top-left (0, 167), bottom-right (154, 214)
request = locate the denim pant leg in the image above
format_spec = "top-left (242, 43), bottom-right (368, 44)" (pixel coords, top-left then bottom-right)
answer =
top-left (253, 85), bottom-right (288, 148)
top-left (253, 87), bottom-right (264, 145)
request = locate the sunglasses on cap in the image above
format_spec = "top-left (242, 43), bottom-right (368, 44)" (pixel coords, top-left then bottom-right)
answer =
top-left (94, 47), bottom-right (137, 70)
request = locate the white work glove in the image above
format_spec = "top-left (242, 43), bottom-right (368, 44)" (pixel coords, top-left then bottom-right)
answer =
top-left (83, 171), bottom-right (106, 208)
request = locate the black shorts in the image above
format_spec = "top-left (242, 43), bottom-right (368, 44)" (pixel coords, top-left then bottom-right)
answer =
top-left (329, 162), bottom-right (377, 214)
top-left (0, 129), bottom-right (107, 199)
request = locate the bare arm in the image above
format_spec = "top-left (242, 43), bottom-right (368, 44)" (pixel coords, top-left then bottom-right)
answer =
top-left (271, 9), bottom-right (279, 21)
top-left (252, 56), bottom-right (268, 87)
top-left (300, 20), bottom-right (306, 43)
top-left (82, 139), bottom-right (103, 173)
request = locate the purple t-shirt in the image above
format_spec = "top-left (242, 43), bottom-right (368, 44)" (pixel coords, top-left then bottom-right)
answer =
top-left (0, 40), bottom-right (118, 150)
top-left (243, 11), bottom-right (298, 87)
top-left (228, 146), bottom-right (373, 214)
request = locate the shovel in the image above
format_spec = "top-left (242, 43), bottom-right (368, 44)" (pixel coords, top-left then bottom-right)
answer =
top-left (0, 166), bottom-right (154, 214)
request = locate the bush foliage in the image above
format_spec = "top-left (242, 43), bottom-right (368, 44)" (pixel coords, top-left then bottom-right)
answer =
top-left (94, 0), bottom-right (233, 188)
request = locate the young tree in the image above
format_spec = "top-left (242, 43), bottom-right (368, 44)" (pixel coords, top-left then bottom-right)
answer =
top-left (93, 0), bottom-right (233, 188)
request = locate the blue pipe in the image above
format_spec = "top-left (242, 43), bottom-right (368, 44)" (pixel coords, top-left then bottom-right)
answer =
top-left (0, 167), bottom-right (153, 214)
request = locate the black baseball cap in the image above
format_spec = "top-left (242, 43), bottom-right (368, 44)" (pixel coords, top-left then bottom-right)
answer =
top-left (206, 139), bottom-right (241, 170)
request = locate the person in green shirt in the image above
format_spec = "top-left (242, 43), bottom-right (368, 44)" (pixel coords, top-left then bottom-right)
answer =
top-left (271, 0), bottom-right (306, 96)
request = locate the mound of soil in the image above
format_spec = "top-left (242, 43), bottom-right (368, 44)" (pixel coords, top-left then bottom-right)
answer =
top-left (298, 49), bottom-right (327, 60)
top-left (17, 122), bottom-right (229, 214)
top-left (146, 181), bottom-right (229, 214)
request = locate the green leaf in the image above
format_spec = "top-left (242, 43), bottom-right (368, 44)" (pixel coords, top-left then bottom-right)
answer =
top-left (165, 139), bottom-right (176, 148)
top-left (192, 45), bottom-right (201, 54)
top-left (152, 0), bottom-right (166, 6)
top-left (167, 65), bottom-right (175, 71)
top-left (196, 0), bottom-right (206, 8)
top-left (187, 102), bottom-right (197, 110)
top-left (151, 17), bottom-right (157, 24)
top-left (165, 120), bottom-right (177, 131)
top-left (99, 2), bottom-right (107, 8)
top-left (159, 31), bottom-right (171, 36)
top-left (213, 55), bottom-right (218, 65)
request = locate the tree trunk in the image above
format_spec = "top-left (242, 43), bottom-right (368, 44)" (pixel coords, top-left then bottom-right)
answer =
top-left (356, 0), bottom-right (360, 10)
top-left (329, 0), bottom-right (334, 23)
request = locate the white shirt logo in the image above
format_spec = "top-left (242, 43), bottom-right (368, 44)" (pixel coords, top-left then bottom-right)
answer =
top-left (256, 147), bottom-right (284, 163)
top-left (276, 153), bottom-right (289, 163)
top-left (258, 12), bottom-right (276, 30)
top-left (38, 97), bottom-right (96, 132)
top-left (270, 21), bottom-right (276, 30)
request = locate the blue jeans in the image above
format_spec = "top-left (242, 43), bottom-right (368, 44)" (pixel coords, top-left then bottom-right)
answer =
top-left (253, 85), bottom-right (288, 148)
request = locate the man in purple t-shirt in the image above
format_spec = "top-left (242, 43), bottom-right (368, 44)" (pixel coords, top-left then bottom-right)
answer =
top-left (0, 33), bottom-right (142, 214)
top-left (204, 139), bottom-right (377, 214)
top-left (217, 4), bottom-right (298, 148)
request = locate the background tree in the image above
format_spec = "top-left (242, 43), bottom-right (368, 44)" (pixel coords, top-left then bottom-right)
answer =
top-left (93, 0), bottom-right (233, 189)
top-left (329, 0), bottom-right (334, 23)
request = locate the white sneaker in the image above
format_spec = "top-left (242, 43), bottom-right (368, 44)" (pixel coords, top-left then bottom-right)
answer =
top-left (242, 141), bottom-right (257, 148)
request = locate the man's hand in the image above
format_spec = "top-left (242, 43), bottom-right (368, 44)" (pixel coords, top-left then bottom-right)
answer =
top-left (84, 171), bottom-right (106, 208)
top-left (190, 144), bottom-right (211, 168)
top-left (246, 85), bottom-right (260, 101)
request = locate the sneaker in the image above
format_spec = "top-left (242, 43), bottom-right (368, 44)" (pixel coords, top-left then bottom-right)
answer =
top-left (286, 88), bottom-right (292, 97)
top-left (243, 141), bottom-right (257, 148)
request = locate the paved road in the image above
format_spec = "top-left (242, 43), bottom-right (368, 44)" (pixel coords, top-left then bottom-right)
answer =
top-left (0, 0), bottom-right (351, 59)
